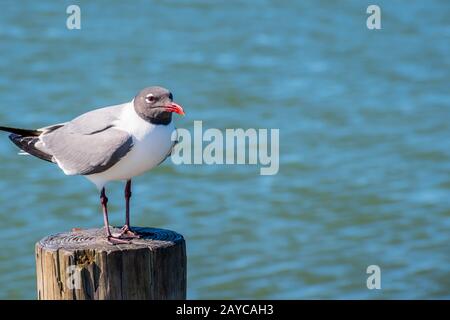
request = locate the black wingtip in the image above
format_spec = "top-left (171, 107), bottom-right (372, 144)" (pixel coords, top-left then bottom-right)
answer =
top-left (0, 126), bottom-right (42, 136)
top-left (8, 132), bottom-right (54, 163)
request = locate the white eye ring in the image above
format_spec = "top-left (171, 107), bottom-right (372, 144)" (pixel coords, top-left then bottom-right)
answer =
top-left (145, 94), bottom-right (155, 103)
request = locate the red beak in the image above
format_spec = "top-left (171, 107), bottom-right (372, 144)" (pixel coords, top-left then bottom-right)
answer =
top-left (165, 102), bottom-right (185, 116)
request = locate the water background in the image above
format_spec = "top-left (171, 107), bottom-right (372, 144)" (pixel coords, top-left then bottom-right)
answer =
top-left (0, 0), bottom-right (449, 299)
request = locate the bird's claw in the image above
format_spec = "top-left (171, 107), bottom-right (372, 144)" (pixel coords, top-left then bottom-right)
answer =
top-left (107, 235), bottom-right (130, 245)
top-left (118, 225), bottom-right (140, 239)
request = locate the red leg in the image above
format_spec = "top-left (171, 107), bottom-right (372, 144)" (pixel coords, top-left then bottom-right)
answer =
top-left (119, 180), bottom-right (140, 239)
top-left (101, 187), bottom-right (129, 245)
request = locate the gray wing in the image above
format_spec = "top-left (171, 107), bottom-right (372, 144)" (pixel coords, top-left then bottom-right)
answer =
top-left (40, 104), bottom-right (133, 175)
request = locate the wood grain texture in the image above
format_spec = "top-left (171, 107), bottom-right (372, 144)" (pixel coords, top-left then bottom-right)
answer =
top-left (35, 227), bottom-right (186, 300)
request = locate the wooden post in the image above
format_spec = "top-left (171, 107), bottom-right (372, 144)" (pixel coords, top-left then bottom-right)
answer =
top-left (35, 227), bottom-right (186, 300)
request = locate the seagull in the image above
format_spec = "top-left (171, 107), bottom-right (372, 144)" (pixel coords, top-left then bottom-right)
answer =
top-left (0, 86), bottom-right (185, 244)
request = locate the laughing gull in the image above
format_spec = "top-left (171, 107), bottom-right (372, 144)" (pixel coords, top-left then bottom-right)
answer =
top-left (0, 86), bottom-right (185, 244)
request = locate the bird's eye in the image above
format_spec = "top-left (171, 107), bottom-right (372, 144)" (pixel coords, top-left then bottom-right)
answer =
top-left (145, 94), bottom-right (156, 103)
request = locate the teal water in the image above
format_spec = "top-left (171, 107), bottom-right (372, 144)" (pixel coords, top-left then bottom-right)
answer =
top-left (0, 1), bottom-right (449, 299)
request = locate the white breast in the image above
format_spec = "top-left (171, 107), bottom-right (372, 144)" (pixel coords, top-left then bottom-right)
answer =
top-left (86, 104), bottom-right (175, 189)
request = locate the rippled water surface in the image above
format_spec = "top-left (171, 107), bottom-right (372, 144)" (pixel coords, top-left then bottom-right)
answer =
top-left (0, 1), bottom-right (449, 299)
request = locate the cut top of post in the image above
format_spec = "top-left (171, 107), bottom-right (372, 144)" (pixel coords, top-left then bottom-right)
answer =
top-left (38, 226), bottom-right (184, 252)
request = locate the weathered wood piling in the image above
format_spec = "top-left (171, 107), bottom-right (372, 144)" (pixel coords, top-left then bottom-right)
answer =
top-left (35, 226), bottom-right (186, 300)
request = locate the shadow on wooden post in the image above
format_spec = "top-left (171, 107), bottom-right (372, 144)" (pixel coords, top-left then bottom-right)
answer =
top-left (35, 226), bottom-right (186, 300)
